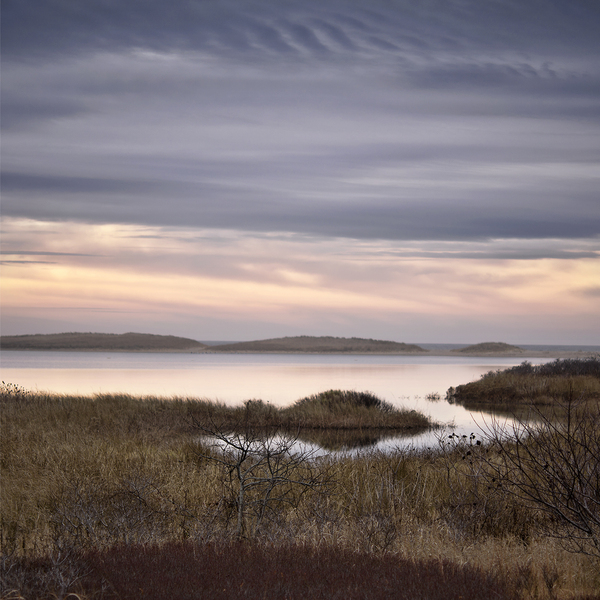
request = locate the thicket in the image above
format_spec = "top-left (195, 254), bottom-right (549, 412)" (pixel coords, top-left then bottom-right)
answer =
top-left (481, 394), bottom-right (600, 559)
top-left (2, 380), bottom-right (600, 599)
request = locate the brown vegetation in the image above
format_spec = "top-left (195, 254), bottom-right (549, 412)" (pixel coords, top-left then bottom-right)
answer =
top-left (2, 375), bottom-right (600, 599)
top-left (283, 390), bottom-right (432, 435)
top-left (447, 357), bottom-right (600, 414)
top-left (481, 394), bottom-right (600, 559)
top-left (5, 542), bottom-right (525, 600)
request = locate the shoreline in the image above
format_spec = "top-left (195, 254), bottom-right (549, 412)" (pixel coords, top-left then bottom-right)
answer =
top-left (3, 334), bottom-right (597, 358)
top-left (199, 349), bottom-right (598, 359)
top-left (1, 348), bottom-right (597, 359)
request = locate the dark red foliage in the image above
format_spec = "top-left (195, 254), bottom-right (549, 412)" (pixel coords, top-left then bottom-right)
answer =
top-left (75, 541), bottom-right (518, 600)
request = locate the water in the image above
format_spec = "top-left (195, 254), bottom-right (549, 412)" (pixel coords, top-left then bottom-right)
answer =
top-left (0, 351), bottom-right (553, 450)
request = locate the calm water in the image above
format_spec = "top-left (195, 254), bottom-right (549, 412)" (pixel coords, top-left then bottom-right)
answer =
top-left (0, 351), bottom-right (553, 449)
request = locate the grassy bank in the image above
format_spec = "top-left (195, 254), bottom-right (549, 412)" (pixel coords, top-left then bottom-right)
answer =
top-left (2, 382), bottom-right (600, 599)
top-left (447, 357), bottom-right (600, 415)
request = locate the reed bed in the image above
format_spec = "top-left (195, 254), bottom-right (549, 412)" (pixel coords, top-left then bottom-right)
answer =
top-left (2, 382), bottom-right (599, 599)
top-left (448, 357), bottom-right (600, 413)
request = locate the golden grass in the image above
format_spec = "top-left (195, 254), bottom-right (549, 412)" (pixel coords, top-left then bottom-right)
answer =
top-left (1, 386), bottom-right (599, 598)
top-left (448, 357), bottom-right (600, 418)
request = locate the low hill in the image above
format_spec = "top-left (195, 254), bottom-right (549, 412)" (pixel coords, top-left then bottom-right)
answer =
top-left (0, 332), bottom-right (207, 352)
top-left (209, 336), bottom-right (427, 353)
top-left (452, 342), bottom-right (523, 354)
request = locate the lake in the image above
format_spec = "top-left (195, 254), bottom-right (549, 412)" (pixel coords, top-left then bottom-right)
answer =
top-left (0, 351), bottom-right (553, 449)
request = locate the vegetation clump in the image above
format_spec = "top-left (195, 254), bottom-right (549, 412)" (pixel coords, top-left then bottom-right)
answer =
top-left (448, 357), bottom-right (600, 412)
top-left (281, 389), bottom-right (431, 435)
top-left (292, 389), bottom-right (394, 413)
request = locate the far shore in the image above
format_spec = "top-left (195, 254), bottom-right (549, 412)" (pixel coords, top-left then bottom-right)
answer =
top-left (2, 332), bottom-right (597, 359)
top-left (2, 347), bottom-right (597, 359)
top-left (197, 349), bottom-right (598, 359)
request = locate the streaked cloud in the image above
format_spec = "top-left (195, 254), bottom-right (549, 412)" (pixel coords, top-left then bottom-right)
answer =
top-left (1, 0), bottom-right (599, 342)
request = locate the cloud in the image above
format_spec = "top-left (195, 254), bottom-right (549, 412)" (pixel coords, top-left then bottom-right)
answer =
top-left (1, 172), bottom-right (159, 194)
top-left (4, 0), bottom-right (600, 61)
top-left (1, 218), bottom-right (598, 341)
top-left (2, 0), bottom-right (599, 342)
top-left (1, 250), bottom-right (97, 257)
top-left (3, 160), bottom-right (599, 241)
top-left (0, 98), bottom-right (92, 132)
top-left (581, 287), bottom-right (600, 297)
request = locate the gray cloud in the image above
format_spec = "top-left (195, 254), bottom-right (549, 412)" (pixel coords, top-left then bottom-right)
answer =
top-left (4, 0), bottom-right (600, 61)
top-left (581, 287), bottom-right (600, 297)
top-left (2, 0), bottom-right (599, 249)
top-left (0, 260), bottom-right (58, 265)
top-left (0, 98), bottom-right (92, 132)
top-left (1, 173), bottom-right (160, 195)
top-left (4, 167), bottom-right (599, 241)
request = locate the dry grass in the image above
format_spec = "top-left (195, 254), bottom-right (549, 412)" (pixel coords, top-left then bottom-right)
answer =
top-left (2, 541), bottom-right (525, 600)
top-left (1, 384), bottom-right (599, 599)
top-left (448, 357), bottom-right (600, 415)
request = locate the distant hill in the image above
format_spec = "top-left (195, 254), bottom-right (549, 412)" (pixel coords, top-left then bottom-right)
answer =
top-left (0, 332), bottom-right (207, 352)
top-left (452, 342), bottom-right (523, 354)
top-left (209, 336), bottom-right (427, 353)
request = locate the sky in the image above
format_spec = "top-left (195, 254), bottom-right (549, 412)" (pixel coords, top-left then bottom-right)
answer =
top-left (1, 0), bottom-right (599, 345)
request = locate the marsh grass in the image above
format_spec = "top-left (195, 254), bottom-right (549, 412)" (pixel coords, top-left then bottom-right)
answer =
top-left (2, 383), bottom-right (600, 599)
top-left (209, 390), bottom-right (433, 433)
top-left (448, 357), bottom-right (600, 415)
top-left (280, 390), bottom-right (432, 442)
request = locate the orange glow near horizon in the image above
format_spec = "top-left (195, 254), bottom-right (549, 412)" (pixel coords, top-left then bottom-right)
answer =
top-left (1, 218), bottom-right (599, 340)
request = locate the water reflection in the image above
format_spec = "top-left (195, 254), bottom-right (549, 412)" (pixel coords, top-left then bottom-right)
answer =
top-left (296, 427), bottom-right (430, 452)
top-left (201, 424), bottom-right (495, 456)
top-left (1, 351), bottom-right (551, 450)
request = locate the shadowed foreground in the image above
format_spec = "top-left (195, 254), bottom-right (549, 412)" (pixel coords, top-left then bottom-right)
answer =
top-left (9, 542), bottom-right (522, 600)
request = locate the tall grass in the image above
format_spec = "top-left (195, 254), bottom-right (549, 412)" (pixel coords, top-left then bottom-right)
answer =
top-left (282, 389), bottom-right (431, 431)
top-left (2, 383), bottom-right (600, 599)
top-left (448, 357), bottom-right (600, 413)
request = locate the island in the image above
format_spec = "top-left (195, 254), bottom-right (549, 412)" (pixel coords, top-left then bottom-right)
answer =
top-left (451, 342), bottom-right (523, 354)
top-left (1, 333), bottom-right (596, 358)
top-left (207, 336), bottom-right (427, 353)
top-left (0, 332), bottom-right (207, 352)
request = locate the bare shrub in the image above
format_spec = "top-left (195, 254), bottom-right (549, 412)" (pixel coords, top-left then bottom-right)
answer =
top-left (435, 431), bottom-right (538, 541)
top-left (481, 391), bottom-right (600, 559)
top-left (190, 409), bottom-right (332, 539)
top-left (0, 382), bottom-right (33, 404)
top-left (1, 547), bottom-right (90, 600)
